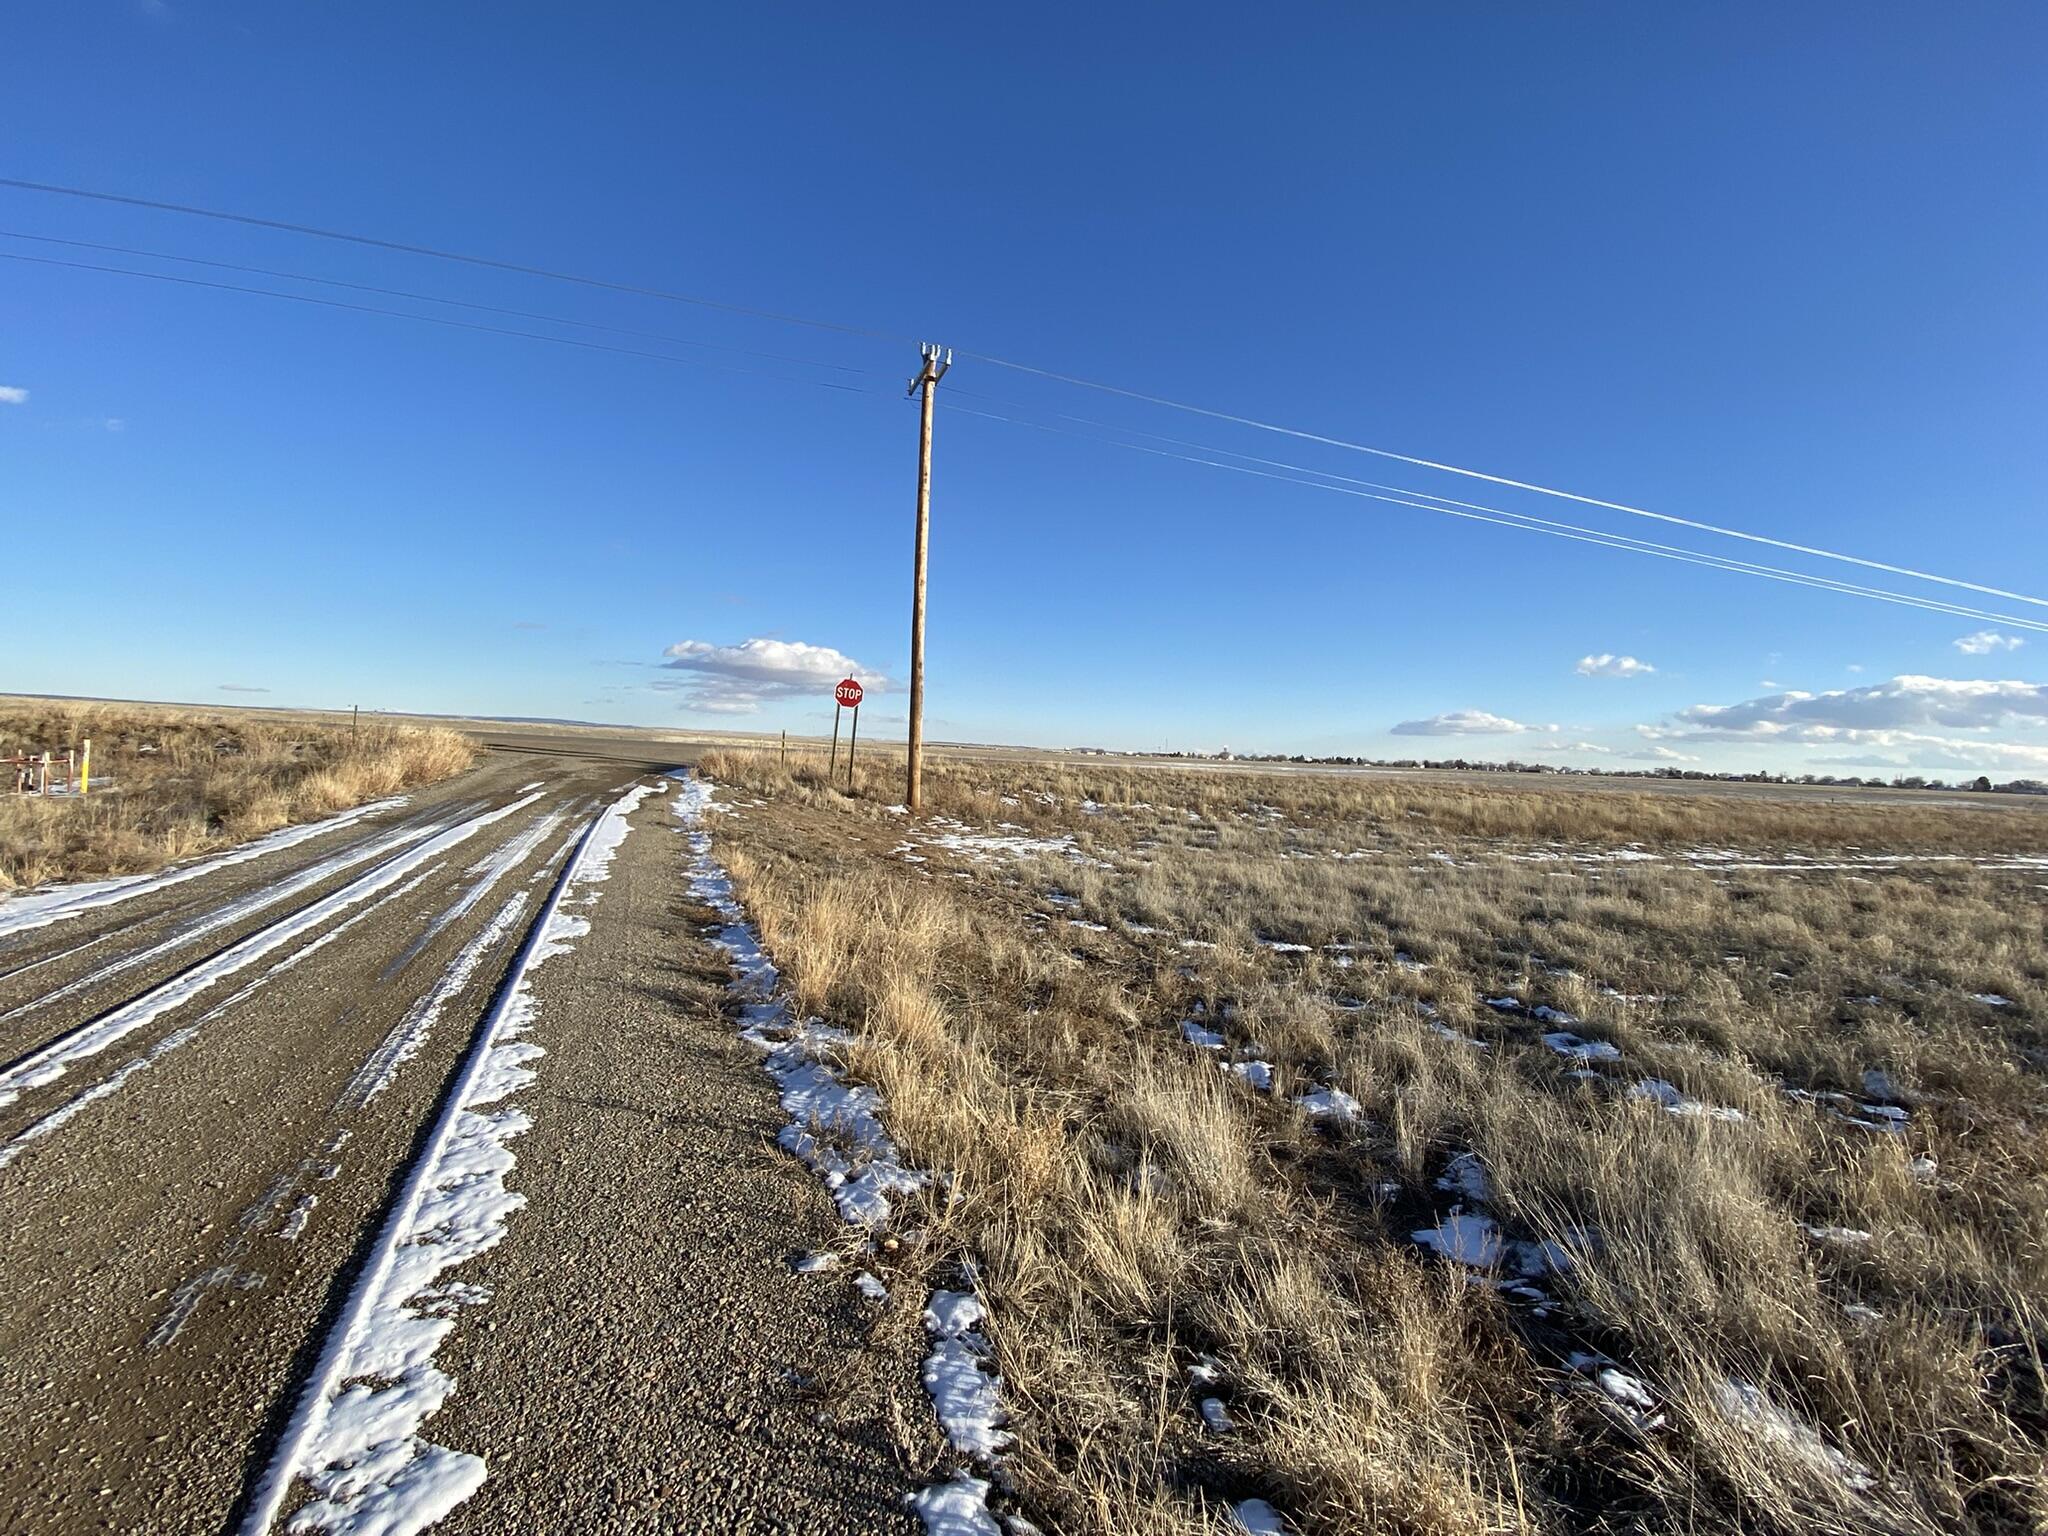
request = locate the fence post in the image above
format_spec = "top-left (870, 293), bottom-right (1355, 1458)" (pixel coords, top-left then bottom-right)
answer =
top-left (80, 738), bottom-right (91, 796)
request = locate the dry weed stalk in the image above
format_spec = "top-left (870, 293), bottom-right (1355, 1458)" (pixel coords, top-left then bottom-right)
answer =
top-left (701, 749), bottom-right (2047, 1534)
top-left (0, 700), bottom-right (477, 889)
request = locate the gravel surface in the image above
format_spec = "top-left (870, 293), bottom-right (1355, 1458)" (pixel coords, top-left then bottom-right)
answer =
top-left (436, 788), bottom-right (932, 1534)
top-left (0, 741), bottom-right (937, 1534)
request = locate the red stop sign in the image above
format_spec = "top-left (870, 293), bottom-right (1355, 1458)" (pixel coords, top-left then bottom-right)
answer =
top-left (834, 677), bottom-right (864, 708)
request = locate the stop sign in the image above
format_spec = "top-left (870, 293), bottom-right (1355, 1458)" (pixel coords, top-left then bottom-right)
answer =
top-left (834, 677), bottom-right (864, 708)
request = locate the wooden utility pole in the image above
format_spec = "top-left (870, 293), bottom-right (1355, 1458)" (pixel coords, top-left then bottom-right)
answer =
top-left (905, 342), bottom-right (949, 812)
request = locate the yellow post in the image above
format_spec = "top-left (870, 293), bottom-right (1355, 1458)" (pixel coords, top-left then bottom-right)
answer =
top-left (79, 738), bottom-right (91, 797)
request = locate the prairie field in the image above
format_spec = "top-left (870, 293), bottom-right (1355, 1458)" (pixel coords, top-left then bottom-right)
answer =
top-left (0, 698), bottom-right (476, 889)
top-left (694, 749), bottom-right (2048, 1536)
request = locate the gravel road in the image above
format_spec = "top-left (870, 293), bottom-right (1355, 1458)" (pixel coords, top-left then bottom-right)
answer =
top-left (0, 741), bottom-right (934, 1534)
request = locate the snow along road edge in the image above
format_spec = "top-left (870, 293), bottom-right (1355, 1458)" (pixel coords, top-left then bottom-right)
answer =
top-left (671, 774), bottom-right (1015, 1536)
top-left (236, 778), bottom-right (656, 1536)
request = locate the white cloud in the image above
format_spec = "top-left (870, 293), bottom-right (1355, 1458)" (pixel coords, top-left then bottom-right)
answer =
top-left (0, 385), bottom-right (26, 405)
top-left (658, 636), bottom-right (882, 715)
top-left (1641, 674), bottom-right (2048, 772)
top-left (1805, 752), bottom-right (1909, 769)
top-left (1560, 740), bottom-right (1614, 754)
top-left (1846, 664), bottom-right (1864, 674)
top-left (1575, 653), bottom-right (1655, 678)
top-left (1954, 630), bottom-right (2025, 655)
top-left (1392, 710), bottom-right (1540, 737)
top-left (104, 417), bottom-right (126, 433)
top-left (218, 683), bottom-right (270, 694)
top-left (1661, 675), bottom-right (2048, 738)
top-left (1628, 746), bottom-right (1700, 764)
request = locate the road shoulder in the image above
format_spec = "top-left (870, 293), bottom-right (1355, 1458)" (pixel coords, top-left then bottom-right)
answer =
top-left (434, 788), bottom-right (935, 1534)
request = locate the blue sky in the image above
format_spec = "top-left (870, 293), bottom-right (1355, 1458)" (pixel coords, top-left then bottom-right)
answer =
top-left (5, 4), bottom-right (2046, 775)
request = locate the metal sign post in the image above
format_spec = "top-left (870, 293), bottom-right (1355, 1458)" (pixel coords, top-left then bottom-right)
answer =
top-left (833, 677), bottom-right (865, 789)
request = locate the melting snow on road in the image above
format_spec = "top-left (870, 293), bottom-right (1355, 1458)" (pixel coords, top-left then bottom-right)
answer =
top-left (342, 891), bottom-right (532, 1109)
top-left (1, 811), bottom-right (451, 1032)
top-left (675, 774), bottom-right (1012, 1536)
top-left (239, 780), bottom-right (656, 1536)
top-left (0, 795), bottom-right (409, 941)
top-left (0, 795), bottom-right (546, 1112)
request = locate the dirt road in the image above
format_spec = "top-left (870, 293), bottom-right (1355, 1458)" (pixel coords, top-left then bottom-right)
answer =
top-left (0, 743), bottom-right (931, 1534)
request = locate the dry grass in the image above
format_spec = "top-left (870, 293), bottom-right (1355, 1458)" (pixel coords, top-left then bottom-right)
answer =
top-left (0, 700), bottom-right (476, 890)
top-left (697, 750), bottom-right (2047, 1535)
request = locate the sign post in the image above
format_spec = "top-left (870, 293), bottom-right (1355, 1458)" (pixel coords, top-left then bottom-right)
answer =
top-left (833, 677), bottom-right (864, 789)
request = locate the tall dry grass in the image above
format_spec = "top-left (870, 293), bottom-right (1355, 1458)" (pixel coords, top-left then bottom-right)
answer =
top-left (699, 750), bottom-right (2048, 1535)
top-left (0, 700), bottom-right (476, 890)
top-left (703, 747), bottom-right (2048, 856)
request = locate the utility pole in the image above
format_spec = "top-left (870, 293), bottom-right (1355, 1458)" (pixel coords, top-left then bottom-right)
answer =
top-left (905, 342), bottom-right (949, 812)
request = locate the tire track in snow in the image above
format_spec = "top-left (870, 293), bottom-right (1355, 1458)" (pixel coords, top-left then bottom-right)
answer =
top-left (341, 891), bottom-right (531, 1111)
top-left (0, 863), bottom-right (448, 1176)
top-left (0, 795), bottom-right (544, 1113)
top-left (0, 795), bottom-right (413, 946)
top-left (0, 807), bottom-right (464, 1032)
top-left (376, 807), bottom-right (566, 983)
top-left (236, 779), bottom-right (656, 1536)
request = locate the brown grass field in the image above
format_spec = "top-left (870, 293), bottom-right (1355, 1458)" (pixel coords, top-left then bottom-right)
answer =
top-left (694, 749), bottom-right (2047, 1536)
top-left (0, 699), bottom-right (476, 890)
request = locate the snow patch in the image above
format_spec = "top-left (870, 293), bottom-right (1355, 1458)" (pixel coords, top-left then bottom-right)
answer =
top-left (1710, 1379), bottom-right (1876, 1492)
top-left (1295, 1086), bottom-right (1361, 1122)
top-left (910, 1474), bottom-right (1001, 1536)
top-left (1411, 1212), bottom-right (1503, 1267)
top-left (238, 782), bottom-right (650, 1536)
top-left (677, 775), bottom-right (1009, 1535)
top-left (0, 796), bottom-right (545, 1112)
top-left (1542, 1031), bottom-right (1622, 1063)
top-left (1630, 1078), bottom-right (1745, 1123)
top-left (0, 795), bottom-right (408, 941)
top-left (921, 1289), bottom-right (1010, 1457)
top-left (1228, 1059), bottom-right (1275, 1092)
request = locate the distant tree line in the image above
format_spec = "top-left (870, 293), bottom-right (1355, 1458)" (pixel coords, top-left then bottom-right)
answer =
top-left (1136, 750), bottom-right (2045, 796)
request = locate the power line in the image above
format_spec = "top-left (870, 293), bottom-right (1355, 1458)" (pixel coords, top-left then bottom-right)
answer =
top-left (941, 400), bottom-right (2048, 635)
top-left (15, 225), bottom-right (2022, 631)
top-left (0, 230), bottom-right (870, 375)
top-left (0, 251), bottom-right (881, 397)
top-left (6, 176), bottom-right (2032, 616)
top-left (946, 397), bottom-right (2048, 631)
top-left (949, 382), bottom-right (2048, 629)
top-left (0, 176), bottom-right (910, 345)
top-left (953, 349), bottom-right (2048, 613)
